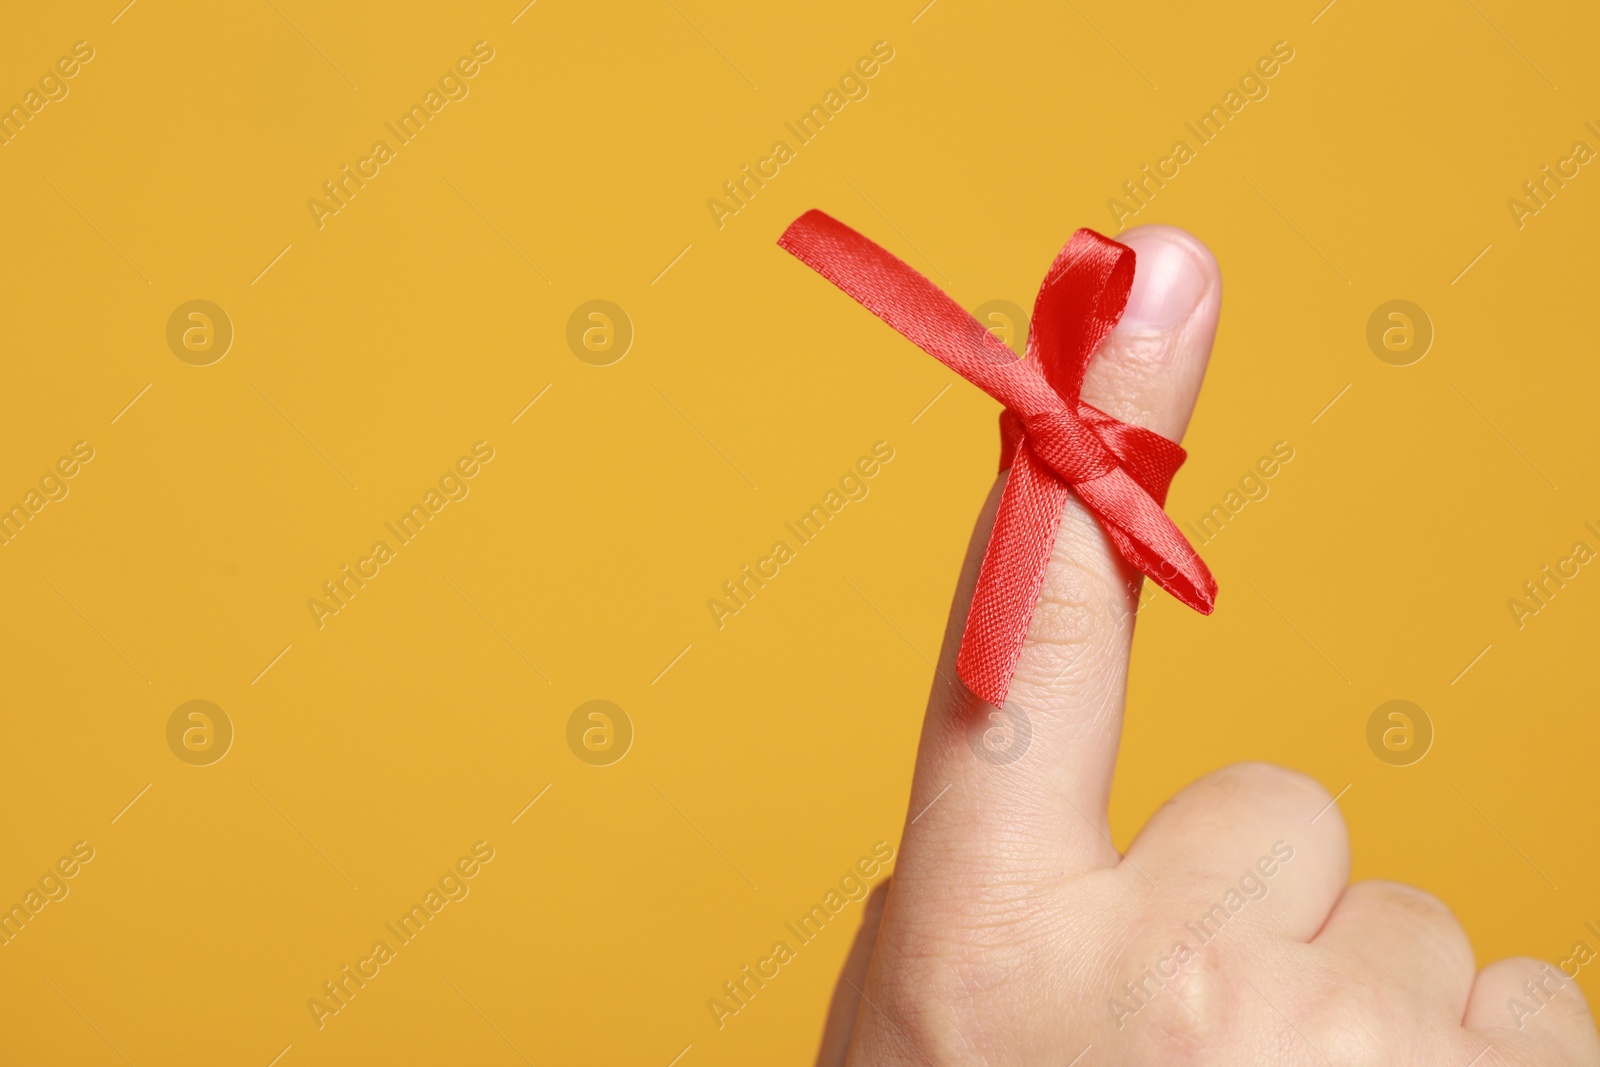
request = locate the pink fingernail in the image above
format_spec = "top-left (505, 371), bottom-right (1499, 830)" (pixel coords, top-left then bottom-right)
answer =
top-left (1117, 231), bottom-right (1208, 333)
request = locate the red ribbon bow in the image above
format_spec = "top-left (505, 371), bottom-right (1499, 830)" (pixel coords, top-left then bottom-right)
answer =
top-left (777, 210), bottom-right (1217, 707)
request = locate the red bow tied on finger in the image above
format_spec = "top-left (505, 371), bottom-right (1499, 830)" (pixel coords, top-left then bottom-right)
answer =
top-left (777, 210), bottom-right (1217, 708)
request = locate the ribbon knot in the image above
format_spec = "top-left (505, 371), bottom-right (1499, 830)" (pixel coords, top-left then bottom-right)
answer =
top-left (778, 210), bottom-right (1217, 707)
top-left (1016, 409), bottom-right (1117, 486)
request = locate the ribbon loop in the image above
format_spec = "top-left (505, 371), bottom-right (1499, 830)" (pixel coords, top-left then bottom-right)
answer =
top-left (778, 210), bottom-right (1217, 707)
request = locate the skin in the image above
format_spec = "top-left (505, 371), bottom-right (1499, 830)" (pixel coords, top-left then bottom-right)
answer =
top-left (815, 226), bottom-right (1600, 1066)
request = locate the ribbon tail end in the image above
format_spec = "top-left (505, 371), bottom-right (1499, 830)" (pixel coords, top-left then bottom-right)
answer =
top-left (1160, 566), bottom-right (1217, 616)
top-left (776, 210), bottom-right (836, 252)
top-left (955, 652), bottom-right (1009, 709)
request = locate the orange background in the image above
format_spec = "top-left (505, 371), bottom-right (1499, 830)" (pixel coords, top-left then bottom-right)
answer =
top-left (1, 0), bottom-right (1596, 1063)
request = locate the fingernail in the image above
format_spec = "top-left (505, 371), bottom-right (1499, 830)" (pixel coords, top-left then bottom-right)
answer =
top-left (1116, 230), bottom-right (1208, 333)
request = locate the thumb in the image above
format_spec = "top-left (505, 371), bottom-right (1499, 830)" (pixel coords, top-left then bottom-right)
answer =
top-left (894, 224), bottom-right (1222, 893)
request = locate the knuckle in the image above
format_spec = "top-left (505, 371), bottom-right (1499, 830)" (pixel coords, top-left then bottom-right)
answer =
top-left (1144, 949), bottom-right (1232, 1053)
top-left (1487, 956), bottom-right (1599, 1033)
top-left (856, 933), bottom-right (1036, 1062)
top-left (1026, 588), bottom-right (1114, 652)
top-left (1486, 954), bottom-right (1555, 980)
top-left (1106, 924), bottom-right (1236, 1056)
top-left (1359, 879), bottom-right (1457, 926)
top-left (1204, 761), bottom-right (1332, 813)
top-left (1351, 879), bottom-right (1475, 975)
top-left (1081, 341), bottom-right (1169, 425)
top-left (1003, 505), bottom-right (1135, 715)
top-left (1027, 504), bottom-right (1134, 642)
top-left (1295, 987), bottom-right (1391, 1066)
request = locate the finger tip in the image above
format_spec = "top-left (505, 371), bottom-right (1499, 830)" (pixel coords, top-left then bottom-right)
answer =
top-left (1119, 224), bottom-right (1220, 281)
top-left (1083, 225), bottom-right (1222, 441)
top-left (1114, 225), bottom-right (1221, 334)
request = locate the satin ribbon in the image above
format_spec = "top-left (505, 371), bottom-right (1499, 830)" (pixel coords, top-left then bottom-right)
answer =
top-left (777, 210), bottom-right (1217, 707)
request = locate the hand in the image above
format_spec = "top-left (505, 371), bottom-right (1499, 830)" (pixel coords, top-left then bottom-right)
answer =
top-left (815, 226), bottom-right (1600, 1066)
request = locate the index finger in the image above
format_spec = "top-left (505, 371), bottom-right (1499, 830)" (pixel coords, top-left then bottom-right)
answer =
top-left (889, 225), bottom-right (1223, 903)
